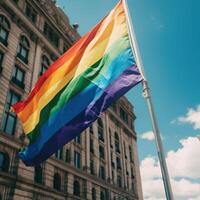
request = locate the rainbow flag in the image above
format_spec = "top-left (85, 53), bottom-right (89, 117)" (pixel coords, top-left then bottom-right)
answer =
top-left (12, 1), bottom-right (143, 166)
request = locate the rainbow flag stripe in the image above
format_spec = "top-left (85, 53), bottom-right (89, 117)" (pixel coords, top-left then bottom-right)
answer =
top-left (12, 1), bottom-right (143, 166)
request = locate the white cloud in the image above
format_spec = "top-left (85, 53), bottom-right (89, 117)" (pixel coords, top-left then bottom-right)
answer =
top-left (140, 131), bottom-right (164, 141)
top-left (141, 131), bottom-right (155, 141)
top-left (167, 137), bottom-right (200, 179)
top-left (140, 136), bottom-right (200, 200)
top-left (177, 105), bottom-right (200, 129)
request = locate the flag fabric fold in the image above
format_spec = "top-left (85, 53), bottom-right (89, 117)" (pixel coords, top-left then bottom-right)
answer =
top-left (12, 0), bottom-right (143, 166)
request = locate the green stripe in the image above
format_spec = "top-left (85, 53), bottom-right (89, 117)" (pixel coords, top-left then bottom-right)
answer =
top-left (27, 35), bottom-right (131, 143)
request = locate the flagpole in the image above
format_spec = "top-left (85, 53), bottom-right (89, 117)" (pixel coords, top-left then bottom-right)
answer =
top-left (122, 0), bottom-right (174, 199)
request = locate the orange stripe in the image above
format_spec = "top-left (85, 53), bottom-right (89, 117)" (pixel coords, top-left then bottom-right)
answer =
top-left (12, 18), bottom-right (105, 113)
top-left (18, 15), bottom-right (116, 123)
top-left (12, 1), bottom-right (124, 120)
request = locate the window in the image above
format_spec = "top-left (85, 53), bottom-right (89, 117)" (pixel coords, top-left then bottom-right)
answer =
top-left (17, 36), bottom-right (30, 64)
top-left (99, 145), bottom-right (105, 159)
top-left (53, 173), bottom-right (61, 190)
top-left (111, 153), bottom-right (115, 168)
top-left (55, 147), bottom-right (63, 160)
top-left (39, 55), bottom-right (50, 76)
top-left (116, 157), bottom-right (121, 170)
top-left (92, 188), bottom-right (96, 200)
top-left (0, 152), bottom-right (9, 172)
top-left (129, 146), bottom-right (133, 162)
top-left (73, 180), bottom-right (80, 197)
top-left (34, 165), bottom-right (43, 184)
top-left (0, 51), bottom-right (4, 73)
top-left (74, 135), bottom-right (81, 144)
top-left (11, 65), bottom-right (25, 89)
top-left (99, 165), bottom-right (105, 180)
top-left (25, 3), bottom-right (37, 24)
top-left (117, 175), bottom-right (122, 188)
top-left (0, 15), bottom-right (10, 46)
top-left (100, 191), bottom-right (105, 200)
top-left (1, 91), bottom-right (20, 135)
top-left (124, 141), bottom-right (127, 159)
top-left (112, 170), bottom-right (114, 180)
top-left (109, 129), bottom-right (113, 148)
top-left (90, 139), bottom-right (94, 154)
top-left (115, 132), bottom-right (120, 153)
top-left (97, 118), bottom-right (104, 142)
top-left (131, 167), bottom-right (134, 179)
top-left (90, 159), bottom-right (95, 175)
top-left (43, 23), bottom-right (59, 48)
top-left (120, 107), bottom-right (128, 124)
top-left (65, 149), bottom-right (70, 163)
top-left (74, 151), bottom-right (81, 169)
top-left (89, 125), bottom-right (93, 134)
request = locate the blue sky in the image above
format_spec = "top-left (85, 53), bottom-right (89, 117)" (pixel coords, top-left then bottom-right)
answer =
top-left (57, 0), bottom-right (200, 199)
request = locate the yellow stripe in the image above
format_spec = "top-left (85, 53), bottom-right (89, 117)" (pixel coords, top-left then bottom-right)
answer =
top-left (20, 4), bottom-right (128, 134)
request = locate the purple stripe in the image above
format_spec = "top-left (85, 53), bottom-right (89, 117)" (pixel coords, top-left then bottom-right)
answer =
top-left (19, 65), bottom-right (142, 166)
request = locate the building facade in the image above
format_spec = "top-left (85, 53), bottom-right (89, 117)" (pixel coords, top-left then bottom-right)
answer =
top-left (0, 0), bottom-right (143, 199)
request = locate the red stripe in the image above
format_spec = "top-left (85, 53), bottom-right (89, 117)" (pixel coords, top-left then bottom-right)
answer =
top-left (12, 17), bottom-right (105, 113)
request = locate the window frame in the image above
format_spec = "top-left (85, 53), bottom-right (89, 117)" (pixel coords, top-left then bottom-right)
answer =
top-left (1, 90), bottom-right (20, 135)
top-left (73, 180), bottom-right (81, 197)
top-left (0, 152), bottom-right (9, 172)
top-left (0, 15), bottom-right (10, 46)
top-left (53, 173), bottom-right (61, 191)
top-left (74, 151), bottom-right (81, 169)
top-left (25, 3), bottom-right (37, 24)
top-left (11, 65), bottom-right (25, 89)
top-left (17, 35), bottom-right (30, 64)
top-left (0, 51), bottom-right (4, 73)
top-left (34, 165), bottom-right (43, 184)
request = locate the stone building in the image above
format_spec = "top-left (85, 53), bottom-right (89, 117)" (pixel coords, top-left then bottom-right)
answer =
top-left (0, 0), bottom-right (143, 199)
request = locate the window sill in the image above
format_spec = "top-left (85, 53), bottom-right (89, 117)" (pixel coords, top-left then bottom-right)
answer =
top-left (0, 41), bottom-right (8, 53)
top-left (11, 78), bottom-right (25, 90)
top-left (15, 56), bottom-right (29, 70)
top-left (16, 54), bottom-right (28, 64)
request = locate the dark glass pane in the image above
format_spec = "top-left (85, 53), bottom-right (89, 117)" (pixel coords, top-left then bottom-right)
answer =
top-left (0, 152), bottom-right (9, 172)
top-left (4, 114), bottom-right (16, 135)
top-left (92, 188), bottom-right (96, 200)
top-left (0, 52), bottom-right (4, 66)
top-left (53, 173), bottom-right (61, 190)
top-left (34, 166), bottom-right (43, 184)
top-left (0, 153), bottom-right (4, 171)
top-left (0, 29), bottom-right (7, 40)
top-left (73, 181), bottom-right (80, 196)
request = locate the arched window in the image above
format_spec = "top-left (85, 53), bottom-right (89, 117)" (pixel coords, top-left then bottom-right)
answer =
top-left (0, 152), bottom-right (9, 172)
top-left (100, 191), bottom-right (105, 200)
top-left (115, 132), bottom-right (120, 153)
top-left (97, 118), bottom-right (104, 142)
top-left (92, 188), bottom-right (96, 200)
top-left (53, 173), bottom-right (61, 190)
top-left (0, 15), bottom-right (10, 46)
top-left (39, 55), bottom-right (50, 76)
top-left (34, 165), bottom-right (43, 184)
top-left (73, 180), bottom-right (80, 196)
top-left (17, 35), bottom-right (30, 64)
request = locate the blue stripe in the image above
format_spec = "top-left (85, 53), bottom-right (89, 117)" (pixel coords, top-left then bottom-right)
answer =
top-left (21, 47), bottom-right (136, 160)
top-left (19, 66), bottom-right (142, 166)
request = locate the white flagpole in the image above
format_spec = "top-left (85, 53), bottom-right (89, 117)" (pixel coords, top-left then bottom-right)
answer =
top-left (122, 0), bottom-right (174, 199)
